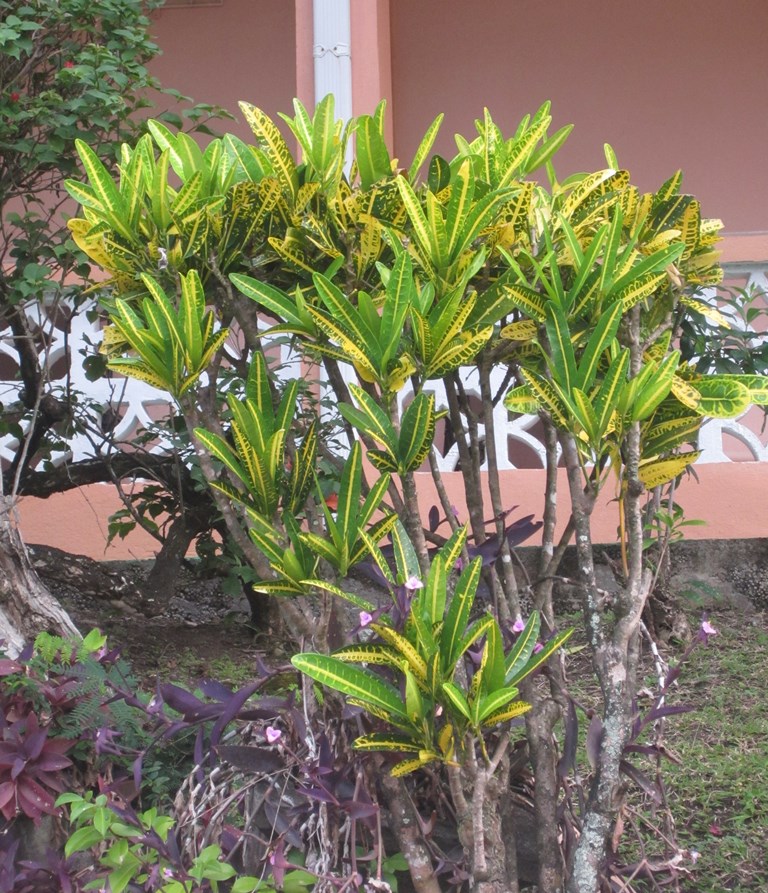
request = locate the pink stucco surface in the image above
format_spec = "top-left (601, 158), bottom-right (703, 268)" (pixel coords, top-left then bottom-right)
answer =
top-left (147, 0), bottom-right (297, 141)
top-left (389, 0), bottom-right (768, 235)
top-left (16, 461), bottom-right (768, 561)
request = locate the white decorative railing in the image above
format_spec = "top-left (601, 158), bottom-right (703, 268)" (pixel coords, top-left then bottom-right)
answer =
top-left (2, 264), bottom-right (767, 472)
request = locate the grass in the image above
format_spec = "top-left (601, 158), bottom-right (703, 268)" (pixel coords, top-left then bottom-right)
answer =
top-left (560, 605), bottom-right (767, 892)
top-left (660, 610), bottom-right (768, 892)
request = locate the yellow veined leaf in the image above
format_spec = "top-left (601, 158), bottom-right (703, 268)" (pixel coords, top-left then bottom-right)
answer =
top-left (562, 169), bottom-right (630, 220)
top-left (354, 734), bottom-right (422, 753)
top-left (395, 176), bottom-right (438, 274)
top-left (398, 391), bottom-right (436, 472)
top-left (67, 219), bottom-right (129, 272)
top-left (106, 359), bottom-right (169, 391)
top-left (594, 348), bottom-right (630, 434)
top-left (520, 369), bottom-right (570, 429)
top-left (498, 114), bottom-right (551, 186)
top-left (73, 139), bottom-right (134, 242)
top-left (642, 415), bottom-right (701, 458)
top-left (441, 681), bottom-right (472, 721)
top-left (571, 388), bottom-right (599, 444)
top-left (679, 295), bottom-right (732, 329)
top-left (500, 320), bottom-right (538, 342)
top-left (333, 646), bottom-right (406, 672)
top-left (371, 624), bottom-right (428, 682)
top-left (292, 654), bottom-right (407, 720)
top-left (638, 451), bottom-right (701, 488)
top-left (195, 328), bottom-right (230, 379)
top-left (267, 235), bottom-right (316, 273)
top-left (437, 724), bottom-right (454, 759)
top-left (357, 222), bottom-right (383, 278)
top-left (239, 102), bottom-right (298, 199)
top-left (642, 230), bottom-right (681, 254)
top-left (654, 170), bottom-right (683, 204)
top-left (678, 199), bottom-right (701, 259)
top-left (407, 112), bottom-right (444, 182)
top-left (724, 374), bottom-right (768, 406)
top-left (615, 271), bottom-right (667, 312)
top-left (194, 428), bottom-right (248, 492)
top-left (425, 191), bottom-right (449, 268)
top-left (643, 331), bottom-right (673, 365)
top-left (686, 377), bottom-right (751, 418)
top-left (503, 385), bottom-right (539, 415)
top-left (503, 284), bottom-right (548, 321)
top-left (307, 309), bottom-right (380, 382)
top-left (670, 376), bottom-right (702, 410)
top-left (385, 354), bottom-right (416, 393)
top-left (476, 689), bottom-right (527, 724)
top-left (390, 756), bottom-right (435, 777)
top-left (699, 217), bottom-right (724, 246)
top-left (481, 700), bottom-right (532, 727)
top-left (425, 326), bottom-right (493, 379)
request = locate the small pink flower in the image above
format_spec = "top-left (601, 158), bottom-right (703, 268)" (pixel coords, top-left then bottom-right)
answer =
top-left (701, 620), bottom-right (718, 637)
top-left (533, 642), bottom-right (544, 654)
top-left (404, 575), bottom-right (424, 590)
top-left (265, 726), bottom-right (282, 744)
top-left (359, 610), bottom-right (373, 628)
top-left (163, 869), bottom-right (174, 879)
top-left (10, 92), bottom-right (20, 102)
top-left (512, 618), bottom-right (525, 633)
top-left (64, 61), bottom-right (75, 68)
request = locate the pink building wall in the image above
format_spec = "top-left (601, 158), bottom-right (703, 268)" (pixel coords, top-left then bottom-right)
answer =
top-left (389, 0), bottom-right (768, 243)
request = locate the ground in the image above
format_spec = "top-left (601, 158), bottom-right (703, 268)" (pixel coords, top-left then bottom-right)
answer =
top-left (45, 557), bottom-right (768, 893)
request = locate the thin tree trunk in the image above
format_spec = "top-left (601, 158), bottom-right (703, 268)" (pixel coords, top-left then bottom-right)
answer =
top-left (0, 498), bottom-right (80, 657)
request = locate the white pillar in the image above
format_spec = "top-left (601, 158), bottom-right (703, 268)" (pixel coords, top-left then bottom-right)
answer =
top-left (312, 0), bottom-right (352, 120)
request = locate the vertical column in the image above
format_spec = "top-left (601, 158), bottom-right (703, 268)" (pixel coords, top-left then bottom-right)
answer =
top-left (312, 0), bottom-right (353, 121)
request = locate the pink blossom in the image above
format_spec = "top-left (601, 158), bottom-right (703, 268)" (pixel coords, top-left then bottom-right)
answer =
top-left (265, 726), bottom-right (282, 744)
top-left (533, 642), bottom-right (544, 654)
top-left (359, 610), bottom-right (373, 628)
top-left (512, 618), bottom-right (525, 633)
top-left (64, 61), bottom-right (75, 68)
top-left (701, 620), bottom-right (718, 637)
top-left (404, 575), bottom-right (424, 590)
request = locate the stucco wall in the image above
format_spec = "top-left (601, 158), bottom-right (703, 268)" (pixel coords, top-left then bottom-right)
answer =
top-left (148, 0), bottom-right (297, 140)
top-left (390, 0), bottom-right (768, 235)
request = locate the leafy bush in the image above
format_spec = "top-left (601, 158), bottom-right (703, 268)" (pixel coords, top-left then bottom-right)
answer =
top-left (63, 94), bottom-right (768, 892)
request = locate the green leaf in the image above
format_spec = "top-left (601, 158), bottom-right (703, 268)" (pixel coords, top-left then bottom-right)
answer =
top-left (577, 299), bottom-right (623, 391)
top-left (686, 377), bottom-right (751, 418)
top-left (441, 681), bottom-right (471, 721)
top-left (390, 520), bottom-right (421, 584)
top-left (441, 556), bottom-right (481, 670)
top-left (544, 302), bottom-right (577, 392)
top-left (503, 284), bottom-right (548, 321)
top-left (481, 619), bottom-right (506, 694)
top-left (408, 113), bottom-right (444, 182)
top-left (476, 687), bottom-right (524, 724)
top-left (357, 115), bottom-right (392, 190)
top-left (354, 733), bottom-right (422, 752)
top-left (506, 628), bottom-right (574, 687)
top-left (638, 452), bottom-right (701, 488)
top-left (398, 392), bottom-right (436, 472)
top-left (371, 623), bottom-right (428, 681)
top-left (504, 612), bottom-right (541, 680)
top-left (292, 654), bottom-right (407, 719)
top-left (631, 352), bottom-right (680, 421)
